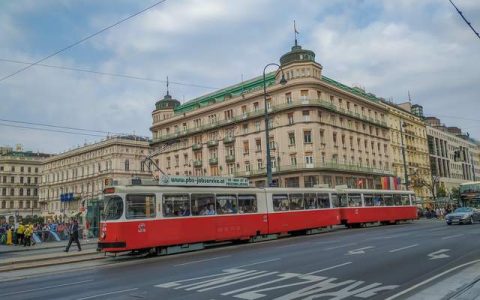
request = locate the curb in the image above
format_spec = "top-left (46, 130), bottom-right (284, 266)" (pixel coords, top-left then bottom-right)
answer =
top-left (0, 253), bottom-right (105, 272)
top-left (0, 250), bottom-right (100, 267)
top-left (0, 240), bottom-right (98, 254)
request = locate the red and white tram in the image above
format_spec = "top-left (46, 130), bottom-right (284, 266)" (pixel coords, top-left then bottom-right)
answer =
top-left (98, 182), bottom-right (417, 254)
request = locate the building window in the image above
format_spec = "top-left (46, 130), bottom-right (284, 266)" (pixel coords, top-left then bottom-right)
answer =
top-left (300, 90), bottom-right (308, 100)
top-left (288, 113), bottom-right (294, 125)
top-left (228, 164), bottom-right (235, 175)
top-left (290, 155), bottom-right (297, 166)
top-left (124, 160), bottom-right (130, 171)
top-left (255, 121), bottom-right (261, 132)
top-left (242, 123), bottom-right (249, 134)
top-left (243, 141), bottom-right (249, 155)
top-left (245, 162), bottom-right (251, 172)
top-left (303, 130), bottom-right (312, 144)
top-left (286, 92), bottom-right (292, 104)
top-left (305, 154), bottom-right (313, 165)
top-left (224, 109), bottom-right (234, 120)
top-left (303, 110), bottom-right (310, 121)
top-left (257, 159), bottom-right (263, 169)
top-left (288, 132), bottom-right (296, 145)
top-left (253, 102), bottom-right (259, 111)
top-left (255, 139), bottom-right (262, 152)
top-left (333, 132), bottom-right (337, 146)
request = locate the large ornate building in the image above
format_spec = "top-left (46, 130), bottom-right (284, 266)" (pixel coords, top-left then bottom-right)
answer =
top-left (39, 136), bottom-right (151, 221)
top-left (150, 42), bottom-right (396, 188)
top-left (0, 146), bottom-right (50, 223)
top-left (424, 117), bottom-right (480, 193)
top-left (381, 101), bottom-right (431, 201)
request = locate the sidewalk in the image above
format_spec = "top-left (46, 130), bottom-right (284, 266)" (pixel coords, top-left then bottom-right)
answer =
top-left (406, 261), bottom-right (480, 300)
top-left (0, 238), bottom-right (98, 254)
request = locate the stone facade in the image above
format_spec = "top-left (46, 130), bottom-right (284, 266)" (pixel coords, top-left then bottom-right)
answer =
top-left (39, 136), bottom-right (152, 220)
top-left (382, 101), bottom-right (431, 200)
top-left (0, 147), bottom-right (50, 222)
top-left (425, 121), bottom-right (480, 193)
top-left (150, 43), bottom-right (396, 189)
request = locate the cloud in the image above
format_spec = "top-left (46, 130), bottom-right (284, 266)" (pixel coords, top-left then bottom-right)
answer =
top-left (0, 0), bottom-right (479, 154)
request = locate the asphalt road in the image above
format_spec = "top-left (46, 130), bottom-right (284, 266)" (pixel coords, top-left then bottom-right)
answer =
top-left (1, 219), bottom-right (479, 300)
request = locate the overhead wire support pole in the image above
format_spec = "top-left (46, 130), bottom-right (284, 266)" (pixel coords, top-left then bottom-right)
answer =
top-left (449, 0), bottom-right (480, 40)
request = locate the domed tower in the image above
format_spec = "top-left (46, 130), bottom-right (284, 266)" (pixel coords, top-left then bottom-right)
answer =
top-left (151, 77), bottom-right (180, 138)
top-left (154, 77), bottom-right (180, 111)
top-left (279, 23), bottom-right (323, 82)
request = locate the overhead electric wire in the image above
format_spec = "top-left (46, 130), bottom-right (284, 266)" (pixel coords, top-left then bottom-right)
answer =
top-left (449, 0), bottom-right (480, 40)
top-left (0, 118), bottom-right (123, 135)
top-left (0, 58), bottom-right (218, 90)
top-left (0, 123), bottom-right (107, 137)
top-left (0, 0), bottom-right (168, 83)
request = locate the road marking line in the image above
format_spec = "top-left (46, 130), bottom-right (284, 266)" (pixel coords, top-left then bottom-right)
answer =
top-left (174, 255), bottom-right (230, 266)
top-left (428, 249), bottom-right (450, 260)
top-left (442, 234), bottom-right (464, 240)
top-left (385, 259), bottom-right (480, 300)
top-left (304, 262), bottom-right (352, 275)
top-left (0, 279), bottom-right (94, 297)
top-left (76, 288), bottom-right (138, 300)
top-left (347, 246), bottom-right (374, 255)
top-left (325, 243), bottom-right (357, 250)
top-left (233, 258), bottom-right (281, 268)
top-left (389, 244), bottom-right (419, 253)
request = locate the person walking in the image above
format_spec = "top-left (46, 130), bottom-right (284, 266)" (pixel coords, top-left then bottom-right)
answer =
top-left (16, 223), bottom-right (25, 245)
top-left (23, 224), bottom-right (32, 247)
top-left (64, 219), bottom-right (81, 252)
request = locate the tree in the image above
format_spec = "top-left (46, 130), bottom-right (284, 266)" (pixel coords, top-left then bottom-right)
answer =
top-left (412, 175), bottom-right (440, 200)
top-left (437, 184), bottom-right (447, 198)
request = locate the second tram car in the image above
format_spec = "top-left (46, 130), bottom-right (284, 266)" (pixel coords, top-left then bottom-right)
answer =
top-left (98, 182), bottom-right (416, 253)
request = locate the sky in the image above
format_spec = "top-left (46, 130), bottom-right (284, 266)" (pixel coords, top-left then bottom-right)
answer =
top-left (1, 0), bottom-right (479, 154)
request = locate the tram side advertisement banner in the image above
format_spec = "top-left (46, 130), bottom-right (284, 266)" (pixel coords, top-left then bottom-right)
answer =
top-left (159, 175), bottom-right (249, 187)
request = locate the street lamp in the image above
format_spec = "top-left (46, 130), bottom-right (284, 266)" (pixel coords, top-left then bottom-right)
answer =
top-left (399, 119), bottom-right (409, 190)
top-left (263, 63), bottom-right (287, 187)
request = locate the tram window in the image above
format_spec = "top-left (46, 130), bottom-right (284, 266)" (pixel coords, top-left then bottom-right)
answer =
top-left (273, 194), bottom-right (289, 211)
top-left (191, 194), bottom-right (215, 216)
top-left (364, 194), bottom-right (374, 206)
top-left (348, 194), bottom-right (362, 207)
top-left (393, 194), bottom-right (402, 206)
top-left (125, 194), bottom-right (155, 219)
top-left (216, 194), bottom-right (238, 214)
top-left (238, 194), bottom-right (257, 213)
top-left (401, 195), bottom-right (410, 206)
top-left (103, 196), bottom-right (123, 220)
top-left (384, 194), bottom-right (394, 206)
top-left (331, 194), bottom-right (339, 208)
top-left (373, 195), bottom-right (384, 206)
top-left (338, 194), bottom-right (348, 207)
top-left (289, 193), bottom-right (304, 210)
top-left (304, 193), bottom-right (317, 209)
top-left (162, 194), bottom-right (190, 217)
top-left (317, 193), bottom-right (330, 208)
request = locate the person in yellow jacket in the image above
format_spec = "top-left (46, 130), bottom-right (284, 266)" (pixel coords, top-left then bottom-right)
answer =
top-left (23, 224), bottom-right (33, 247)
top-left (6, 227), bottom-right (13, 245)
top-left (16, 224), bottom-right (25, 245)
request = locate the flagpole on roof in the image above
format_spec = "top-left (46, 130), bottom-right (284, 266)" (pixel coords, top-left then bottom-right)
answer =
top-left (294, 20), bottom-right (299, 46)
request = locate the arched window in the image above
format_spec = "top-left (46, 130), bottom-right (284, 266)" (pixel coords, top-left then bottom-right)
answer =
top-left (125, 159), bottom-right (130, 171)
top-left (19, 188), bottom-right (24, 196)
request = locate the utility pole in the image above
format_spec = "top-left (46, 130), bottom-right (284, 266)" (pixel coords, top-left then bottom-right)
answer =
top-left (399, 119), bottom-right (409, 190)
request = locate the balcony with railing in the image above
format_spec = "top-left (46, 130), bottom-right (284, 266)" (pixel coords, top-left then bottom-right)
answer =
top-left (209, 157), bottom-right (218, 165)
top-left (223, 136), bottom-right (235, 144)
top-left (225, 155), bottom-right (235, 163)
top-left (192, 143), bottom-right (202, 151)
top-left (151, 98), bottom-right (389, 144)
top-left (234, 161), bottom-right (393, 177)
top-left (207, 140), bottom-right (219, 148)
top-left (193, 160), bottom-right (202, 168)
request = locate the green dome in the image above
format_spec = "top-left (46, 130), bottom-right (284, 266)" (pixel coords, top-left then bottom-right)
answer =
top-left (280, 44), bottom-right (316, 66)
top-left (155, 92), bottom-right (180, 110)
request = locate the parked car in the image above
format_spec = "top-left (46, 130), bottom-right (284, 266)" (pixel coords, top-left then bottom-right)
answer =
top-left (445, 207), bottom-right (480, 225)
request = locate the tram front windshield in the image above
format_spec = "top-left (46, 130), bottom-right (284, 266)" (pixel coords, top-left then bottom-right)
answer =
top-left (103, 196), bottom-right (124, 220)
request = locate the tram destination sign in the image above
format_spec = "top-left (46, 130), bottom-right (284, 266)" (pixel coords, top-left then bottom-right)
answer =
top-left (159, 175), bottom-right (250, 187)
